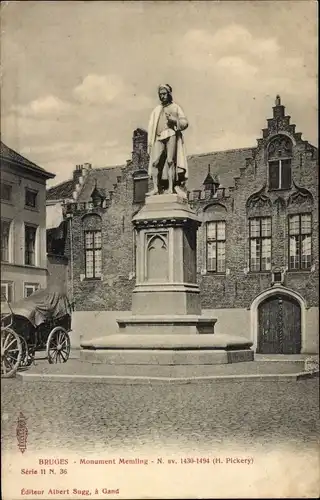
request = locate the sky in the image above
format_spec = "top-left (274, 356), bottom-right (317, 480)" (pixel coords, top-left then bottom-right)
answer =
top-left (1, 1), bottom-right (318, 187)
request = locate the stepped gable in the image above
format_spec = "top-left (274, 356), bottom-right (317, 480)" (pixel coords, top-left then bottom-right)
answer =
top-left (258, 95), bottom-right (318, 157)
top-left (47, 179), bottom-right (76, 201)
top-left (187, 147), bottom-right (254, 191)
top-left (76, 165), bottom-right (123, 202)
top-left (1, 141), bottom-right (55, 179)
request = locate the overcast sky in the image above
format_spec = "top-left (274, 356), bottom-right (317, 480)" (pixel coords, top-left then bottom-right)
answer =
top-left (1, 1), bottom-right (318, 187)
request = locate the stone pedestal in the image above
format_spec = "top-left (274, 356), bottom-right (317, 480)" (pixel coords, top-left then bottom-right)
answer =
top-left (132, 194), bottom-right (201, 316)
top-left (119, 194), bottom-right (217, 335)
top-left (80, 194), bottom-right (253, 364)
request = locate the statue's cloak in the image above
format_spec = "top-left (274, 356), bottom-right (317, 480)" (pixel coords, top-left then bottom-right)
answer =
top-left (147, 103), bottom-right (188, 181)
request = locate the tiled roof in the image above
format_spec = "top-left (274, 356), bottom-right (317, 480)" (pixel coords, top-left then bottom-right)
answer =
top-left (46, 166), bottom-right (124, 202)
top-left (46, 179), bottom-right (76, 201)
top-left (0, 141), bottom-right (55, 179)
top-left (45, 146), bottom-right (255, 202)
top-left (76, 166), bottom-right (123, 202)
top-left (187, 147), bottom-right (255, 190)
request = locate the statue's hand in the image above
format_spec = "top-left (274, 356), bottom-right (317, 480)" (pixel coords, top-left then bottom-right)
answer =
top-left (165, 112), bottom-right (177, 126)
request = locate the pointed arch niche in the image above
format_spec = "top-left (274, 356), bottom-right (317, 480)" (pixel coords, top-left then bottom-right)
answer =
top-left (246, 185), bottom-right (272, 218)
top-left (145, 232), bottom-right (169, 281)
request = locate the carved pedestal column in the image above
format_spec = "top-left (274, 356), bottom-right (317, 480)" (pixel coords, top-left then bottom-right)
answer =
top-left (132, 194), bottom-right (201, 316)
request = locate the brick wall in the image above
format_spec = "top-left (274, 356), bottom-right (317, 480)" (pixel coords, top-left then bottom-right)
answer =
top-left (63, 103), bottom-right (318, 313)
top-left (65, 130), bottom-right (150, 312)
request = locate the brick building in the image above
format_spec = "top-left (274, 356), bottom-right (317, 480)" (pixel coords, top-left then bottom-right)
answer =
top-left (47, 96), bottom-right (319, 354)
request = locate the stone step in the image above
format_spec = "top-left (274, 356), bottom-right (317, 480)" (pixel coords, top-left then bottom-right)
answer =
top-left (80, 348), bottom-right (253, 365)
top-left (17, 358), bottom-right (314, 379)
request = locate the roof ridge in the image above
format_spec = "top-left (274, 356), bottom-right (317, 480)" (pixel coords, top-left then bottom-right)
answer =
top-left (92, 165), bottom-right (124, 172)
top-left (1, 140), bottom-right (55, 178)
top-left (0, 141), bottom-right (41, 168)
top-left (188, 146), bottom-right (254, 159)
top-left (47, 178), bottom-right (74, 191)
top-left (47, 165), bottom-right (124, 193)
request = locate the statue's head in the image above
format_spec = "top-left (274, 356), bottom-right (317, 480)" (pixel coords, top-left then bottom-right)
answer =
top-left (158, 84), bottom-right (173, 105)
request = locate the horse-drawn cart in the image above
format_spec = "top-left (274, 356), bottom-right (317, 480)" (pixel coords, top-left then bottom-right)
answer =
top-left (1, 286), bottom-right (72, 378)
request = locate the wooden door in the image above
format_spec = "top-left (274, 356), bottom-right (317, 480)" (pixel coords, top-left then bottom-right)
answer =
top-left (258, 294), bottom-right (301, 354)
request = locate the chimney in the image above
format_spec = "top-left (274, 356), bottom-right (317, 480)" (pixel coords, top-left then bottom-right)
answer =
top-left (73, 165), bottom-right (82, 183)
top-left (73, 163), bottom-right (92, 183)
top-left (82, 163), bottom-right (92, 172)
top-left (132, 128), bottom-right (148, 167)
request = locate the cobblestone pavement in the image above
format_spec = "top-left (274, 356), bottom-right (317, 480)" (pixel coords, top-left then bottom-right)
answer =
top-left (1, 375), bottom-right (319, 455)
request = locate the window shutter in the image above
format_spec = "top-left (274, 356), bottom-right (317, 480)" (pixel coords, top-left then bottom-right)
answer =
top-left (269, 161), bottom-right (279, 189)
top-left (281, 159), bottom-right (292, 189)
top-left (134, 178), bottom-right (148, 203)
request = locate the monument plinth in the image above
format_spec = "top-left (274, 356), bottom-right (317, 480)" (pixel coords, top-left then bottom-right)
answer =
top-left (81, 195), bottom-right (253, 364)
top-left (80, 83), bottom-right (253, 365)
top-left (115, 194), bottom-right (217, 334)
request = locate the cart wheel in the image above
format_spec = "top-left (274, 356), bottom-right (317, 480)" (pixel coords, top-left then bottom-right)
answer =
top-left (1, 327), bottom-right (23, 378)
top-left (46, 327), bottom-right (70, 364)
top-left (19, 336), bottom-right (35, 367)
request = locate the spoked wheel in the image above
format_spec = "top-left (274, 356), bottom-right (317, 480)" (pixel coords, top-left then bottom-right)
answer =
top-left (1, 327), bottom-right (23, 378)
top-left (46, 327), bottom-right (70, 364)
top-left (19, 336), bottom-right (35, 367)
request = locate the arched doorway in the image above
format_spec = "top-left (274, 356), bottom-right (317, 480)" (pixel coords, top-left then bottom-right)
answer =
top-left (257, 294), bottom-right (301, 354)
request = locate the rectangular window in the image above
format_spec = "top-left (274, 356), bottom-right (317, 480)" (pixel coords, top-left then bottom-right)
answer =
top-left (206, 221), bottom-right (226, 272)
top-left (249, 217), bottom-right (272, 271)
top-left (269, 159), bottom-right (292, 190)
top-left (0, 182), bottom-right (12, 202)
top-left (1, 282), bottom-right (13, 302)
top-left (1, 219), bottom-right (11, 262)
top-left (25, 224), bottom-right (37, 266)
top-left (84, 230), bottom-right (102, 278)
top-left (133, 178), bottom-right (149, 203)
top-left (24, 283), bottom-right (39, 298)
top-left (25, 189), bottom-right (38, 208)
top-left (289, 214), bottom-right (312, 270)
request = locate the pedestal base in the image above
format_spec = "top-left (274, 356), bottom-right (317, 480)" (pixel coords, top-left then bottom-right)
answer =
top-left (80, 195), bottom-right (255, 368)
top-left (80, 333), bottom-right (254, 365)
top-left (132, 285), bottom-right (201, 315)
top-left (117, 315), bottom-right (217, 335)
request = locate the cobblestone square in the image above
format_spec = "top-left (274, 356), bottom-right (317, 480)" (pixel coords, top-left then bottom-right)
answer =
top-left (2, 376), bottom-right (319, 455)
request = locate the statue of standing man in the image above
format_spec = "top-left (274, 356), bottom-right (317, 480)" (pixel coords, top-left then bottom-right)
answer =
top-left (147, 84), bottom-right (189, 197)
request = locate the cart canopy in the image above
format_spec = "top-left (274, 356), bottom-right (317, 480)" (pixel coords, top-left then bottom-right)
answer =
top-left (6, 285), bottom-right (72, 327)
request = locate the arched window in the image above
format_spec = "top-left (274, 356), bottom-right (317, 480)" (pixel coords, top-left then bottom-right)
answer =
top-left (82, 214), bottom-right (102, 279)
top-left (203, 204), bottom-right (227, 273)
top-left (268, 135), bottom-right (292, 190)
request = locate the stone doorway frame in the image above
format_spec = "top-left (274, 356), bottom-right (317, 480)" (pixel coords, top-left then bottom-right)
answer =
top-left (250, 286), bottom-right (307, 353)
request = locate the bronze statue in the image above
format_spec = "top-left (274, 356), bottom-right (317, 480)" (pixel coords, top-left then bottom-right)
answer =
top-left (147, 84), bottom-right (189, 197)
